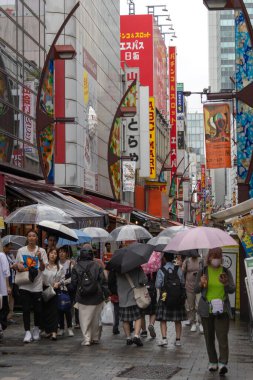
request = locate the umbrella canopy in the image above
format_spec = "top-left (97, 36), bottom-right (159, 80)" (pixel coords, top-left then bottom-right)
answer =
top-left (109, 225), bottom-right (152, 242)
top-left (147, 235), bottom-right (173, 252)
top-left (81, 227), bottom-right (111, 243)
top-left (1, 235), bottom-right (26, 248)
top-left (106, 242), bottom-right (154, 273)
top-left (163, 226), bottom-right (238, 252)
top-left (56, 229), bottom-right (91, 247)
top-left (141, 251), bottom-right (162, 274)
top-left (158, 225), bottom-right (190, 238)
top-left (38, 221), bottom-right (78, 242)
top-left (4, 204), bottom-right (74, 225)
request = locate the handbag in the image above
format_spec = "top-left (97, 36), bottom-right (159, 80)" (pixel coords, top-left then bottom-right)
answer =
top-left (101, 301), bottom-right (114, 325)
top-left (14, 271), bottom-right (30, 286)
top-left (125, 274), bottom-right (151, 309)
top-left (42, 285), bottom-right (56, 302)
top-left (57, 291), bottom-right (72, 311)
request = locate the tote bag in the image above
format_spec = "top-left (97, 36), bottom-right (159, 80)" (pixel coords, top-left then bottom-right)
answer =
top-left (125, 274), bottom-right (151, 309)
top-left (14, 271), bottom-right (30, 286)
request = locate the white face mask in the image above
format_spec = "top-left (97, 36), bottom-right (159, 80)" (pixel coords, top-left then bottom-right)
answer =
top-left (211, 258), bottom-right (222, 268)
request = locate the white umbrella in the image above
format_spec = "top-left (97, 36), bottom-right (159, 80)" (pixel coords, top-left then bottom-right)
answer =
top-left (109, 225), bottom-right (152, 242)
top-left (4, 204), bottom-right (74, 225)
top-left (1, 235), bottom-right (26, 248)
top-left (38, 221), bottom-right (78, 242)
top-left (81, 227), bottom-right (111, 243)
top-left (158, 225), bottom-right (191, 238)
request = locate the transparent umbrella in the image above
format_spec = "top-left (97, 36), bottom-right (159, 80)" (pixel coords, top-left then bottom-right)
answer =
top-left (81, 227), bottom-right (111, 243)
top-left (1, 235), bottom-right (27, 248)
top-left (4, 204), bottom-right (74, 225)
top-left (158, 225), bottom-right (191, 238)
top-left (109, 225), bottom-right (152, 242)
top-left (147, 235), bottom-right (173, 252)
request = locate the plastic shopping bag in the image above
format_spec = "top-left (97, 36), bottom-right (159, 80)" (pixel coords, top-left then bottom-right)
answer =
top-left (101, 301), bottom-right (114, 325)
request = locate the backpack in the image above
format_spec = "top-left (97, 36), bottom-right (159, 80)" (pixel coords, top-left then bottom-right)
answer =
top-left (78, 266), bottom-right (98, 297)
top-left (161, 266), bottom-right (185, 307)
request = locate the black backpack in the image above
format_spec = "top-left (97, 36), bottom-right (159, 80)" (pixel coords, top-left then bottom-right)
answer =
top-left (161, 266), bottom-right (185, 307)
top-left (78, 266), bottom-right (98, 297)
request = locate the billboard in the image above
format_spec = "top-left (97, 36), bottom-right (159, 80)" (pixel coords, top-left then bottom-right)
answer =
top-left (153, 22), bottom-right (167, 114)
top-left (149, 97), bottom-right (156, 179)
top-left (169, 46), bottom-right (177, 177)
top-left (203, 103), bottom-right (231, 169)
top-left (120, 15), bottom-right (154, 95)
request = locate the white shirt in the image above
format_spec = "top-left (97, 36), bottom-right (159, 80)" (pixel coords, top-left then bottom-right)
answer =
top-left (0, 252), bottom-right (10, 296)
top-left (42, 264), bottom-right (64, 287)
top-left (16, 245), bottom-right (48, 292)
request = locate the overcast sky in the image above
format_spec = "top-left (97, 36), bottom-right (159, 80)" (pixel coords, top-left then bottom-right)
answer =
top-left (120, 0), bottom-right (209, 113)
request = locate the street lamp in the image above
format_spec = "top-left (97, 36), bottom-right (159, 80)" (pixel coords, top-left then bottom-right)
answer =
top-left (36, 2), bottom-right (79, 182)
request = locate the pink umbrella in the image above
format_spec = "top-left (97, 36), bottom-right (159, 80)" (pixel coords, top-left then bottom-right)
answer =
top-left (141, 251), bottom-right (162, 274)
top-left (163, 226), bottom-right (238, 252)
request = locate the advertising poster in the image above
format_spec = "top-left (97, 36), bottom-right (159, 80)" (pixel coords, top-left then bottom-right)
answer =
top-left (153, 21), bottom-right (167, 113)
top-left (203, 103), bottom-right (231, 169)
top-left (122, 161), bottom-right (136, 192)
top-left (169, 46), bottom-right (177, 178)
top-left (232, 215), bottom-right (253, 257)
top-left (244, 257), bottom-right (253, 315)
top-left (149, 97), bottom-right (156, 179)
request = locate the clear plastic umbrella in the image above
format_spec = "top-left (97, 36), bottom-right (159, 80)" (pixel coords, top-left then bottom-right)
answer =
top-left (109, 225), bottom-right (152, 242)
top-left (1, 235), bottom-right (27, 248)
top-left (81, 227), bottom-right (111, 243)
top-left (4, 204), bottom-right (74, 225)
top-left (158, 225), bottom-right (190, 238)
top-left (147, 235), bottom-right (172, 252)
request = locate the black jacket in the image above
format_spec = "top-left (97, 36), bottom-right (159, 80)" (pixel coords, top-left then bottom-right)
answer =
top-left (71, 258), bottom-right (108, 305)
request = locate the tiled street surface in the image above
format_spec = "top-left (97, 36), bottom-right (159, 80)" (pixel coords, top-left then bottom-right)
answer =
top-left (0, 314), bottom-right (252, 380)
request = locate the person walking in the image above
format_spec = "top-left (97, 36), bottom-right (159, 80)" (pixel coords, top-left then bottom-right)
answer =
top-left (70, 245), bottom-right (108, 346)
top-left (108, 269), bottom-right (120, 335)
top-left (117, 266), bottom-right (148, 347)
top-left (0, 249), bottom-right (10, 339)
top-left (194, 247), bottom-right (235, 376)
top-left (140, 272), bottom-right (157, 339)
top-left (156, 251), bottom-right (187, 347)
top-left (2, 242), bottom-right (16, 323)
top-left (14, 229), bottom-right (48, 343)
top-left (182, 251), bottom-right (203, 333)
top-left (57, 245), bottom-right (74, 337)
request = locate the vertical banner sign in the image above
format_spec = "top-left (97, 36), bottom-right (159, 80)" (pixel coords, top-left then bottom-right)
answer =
top-left (169, 46), bottom-right (177, 178)
top-left (235, 10), bottom-right (253, 196)
top-left (177, 82), bottom-right (184, 115)
top-left (149, 97), bottom-right (156, 179)
top-left (122, 161), bottom-right (136, 192)
top-left (23, 82), bottom-right (35, 153)
top-left (201, 164), bottom-right (206, 213)
top-left (203, 103), bottom-right (231, 169)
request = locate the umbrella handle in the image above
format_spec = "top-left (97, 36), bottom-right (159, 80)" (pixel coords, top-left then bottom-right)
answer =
top-left (38, 228), bottom-right (42, 247)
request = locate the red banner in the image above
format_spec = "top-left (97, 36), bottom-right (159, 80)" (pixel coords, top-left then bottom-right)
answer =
top-left (203, 103), bottom-right (231, 169)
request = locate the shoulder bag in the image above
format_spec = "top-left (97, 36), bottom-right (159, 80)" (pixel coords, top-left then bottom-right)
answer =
top-left (125, 273), bottom-right (151, 309)
top-left (42, 284), bottom-right (56, 302)
top-left (14, 270), bottom-right (30, 286)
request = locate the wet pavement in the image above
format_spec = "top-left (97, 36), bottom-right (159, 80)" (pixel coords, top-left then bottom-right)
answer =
top-left (0, 313), bottom-right (252, 380)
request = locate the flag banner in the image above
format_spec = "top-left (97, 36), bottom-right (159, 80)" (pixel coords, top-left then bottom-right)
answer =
top-left (122, 161), bottom-right (136, 192)
top-left (203, 103), bottom-right (231, 169)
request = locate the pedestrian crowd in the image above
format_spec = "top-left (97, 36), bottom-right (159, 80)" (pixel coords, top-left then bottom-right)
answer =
top-left (0, 229), bottom-right (235, 377)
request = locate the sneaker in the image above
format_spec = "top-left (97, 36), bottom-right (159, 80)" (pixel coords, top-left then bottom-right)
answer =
top-left (199, 324), bottom-right (204, 334)
top-left (218, 363), bottom-right (228, 376)
top-left (113, 329), bottom-right (120, 335)
top-left (174, 339), bottom-right (181, 346)
top-left (190, 323), bottom-right (197, 332)
top-left (140, 330), bottom-right (148, 337)
top-left (185, 320), bottom-right (191, 326)
top-left (126, 338), bottom-right (133, 345)
top-left (57, 329), bottom-right (65, 336)
top-left (67, 328), bottom-right (74, 337)
top-left (132, 336), bottom-right (143, 347)
top-left (148, 324), bottom-right (156, 338)
top-left (23, 330), bottom-right (33, 343)
top-left (208, 363), bottom-right (218, 372)
top-left (32, 327), bottom-right (40, 341)
top-left (81, 340), bottom-right (91, 346)
top-left (158, 338), bottom-right (168, 346)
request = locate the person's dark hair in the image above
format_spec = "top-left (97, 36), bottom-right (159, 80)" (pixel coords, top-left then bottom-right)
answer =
top-left (206, 247), bottom-right (222, 265)
top-left (47, 248), bottom-right (60, 270)
top-left (163, 251), bottom-right (174, 263)
top-left (80, 244), bottom-right (94, 261)
top-left (59, 245), bottom-right (73, 258)
top-left (47, 234), bottom-right (59, 243)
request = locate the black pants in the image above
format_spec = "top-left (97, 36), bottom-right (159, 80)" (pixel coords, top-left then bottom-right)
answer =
top-left (75, 308), bottom-right (79, 325)
top-left (113, 302), bottom-right (119, 332)
top-left (0, 296), bottom-right (9, 331)
top-left (58, 309), bottom-right (72, 329)
top-left (19, 289), bottom-right (42, 331)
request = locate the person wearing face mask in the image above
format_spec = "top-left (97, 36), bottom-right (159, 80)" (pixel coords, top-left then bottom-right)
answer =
top-left (194, 247), bottom-right (235, 376)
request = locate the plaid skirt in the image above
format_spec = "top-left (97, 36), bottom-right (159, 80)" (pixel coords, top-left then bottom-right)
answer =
top-left (156, 300), bottom-right (187, 322)
top-left (119, 305), bottom-right (142, 322)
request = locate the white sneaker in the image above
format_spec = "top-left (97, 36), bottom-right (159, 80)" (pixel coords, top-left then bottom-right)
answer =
top-left (32, 327), bottom-right (40, 341)
top-left (68, 328), bottom-right (74, 337)
top-left (23, 330), bottom-right (33, 343)
top-left (158, 338), bottom-right (168, 346)
top-left (185, 320), bottom-right (191, 326)
top-left (208, 363), bottom-right (218, 372)
top-left (57, 329), bottom-right (65, 336)
top-left (174, 339), bottom-right (181, 346)
top-left (190, 323), bottom-right (197, 332)
top-left (199, 324), bottom-right (204, 334)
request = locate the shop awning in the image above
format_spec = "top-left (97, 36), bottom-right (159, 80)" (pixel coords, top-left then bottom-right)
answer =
top-left (6, 185), bottom-right (108, 228)
top-left (83, 193), bottom-right (133, 213)
top-left (211, 198), bottom-right (253, 222)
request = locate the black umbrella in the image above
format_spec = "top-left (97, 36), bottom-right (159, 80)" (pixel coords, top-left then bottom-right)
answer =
top-left (106, 242), bottom-right (154, 274)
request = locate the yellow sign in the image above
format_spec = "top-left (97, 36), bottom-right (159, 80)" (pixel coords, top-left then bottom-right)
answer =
top-left (146, 181), bottom-right (167, 192)
top-left (83, 70), bottom-right (89, 105)
top-left (149, 97), bottom-right (156, 179)
top-left (0, 216), bottom-right (4, 229)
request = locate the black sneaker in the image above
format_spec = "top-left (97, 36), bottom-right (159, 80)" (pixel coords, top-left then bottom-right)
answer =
top-left (126, 338), bottom-right (133, 345)
top-left (113, 329), bottom-right (120, 335)
top-left (218, 364), bottom-right (228, 376)
top-left (148, 324), bottom-right (156, 338)
top-left (132, 336), bottom-right (143, 347)
top-left (140, 330), bottom-right (148, 337)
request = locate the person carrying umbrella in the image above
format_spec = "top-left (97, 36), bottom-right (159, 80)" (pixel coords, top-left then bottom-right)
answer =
top-left (194, 247), bottom-right (235, 376)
